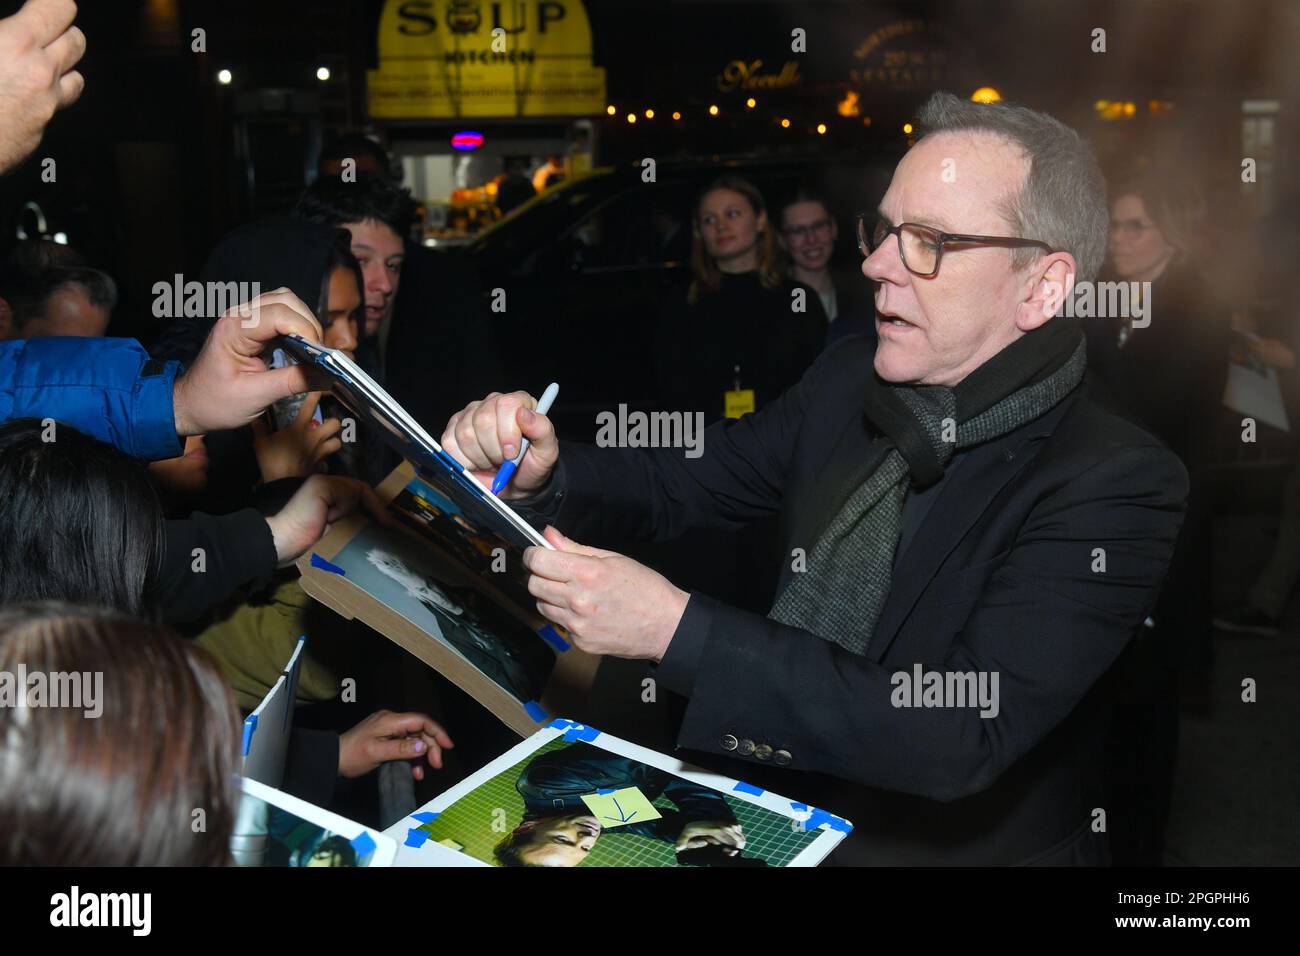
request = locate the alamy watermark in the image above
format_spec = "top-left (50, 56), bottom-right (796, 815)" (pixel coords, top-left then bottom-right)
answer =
top-left (891, 664), bottom-right (1000, 718)
top-left (152, 275), bottom-right (262, 326)
top-left (0, 664), bottom-right (103, 718)
top-left (1049, 277), bottom-right (1152, 327)
top-left (595, 404), bottom-right (705, 459)
top-left (50, 886), bottom-right (151, 936)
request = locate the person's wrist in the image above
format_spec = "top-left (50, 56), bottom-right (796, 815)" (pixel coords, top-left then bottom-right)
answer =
top-left (172, 376), bottom-right (196, 436)
top-left (508, 467), bottom-right (555, 503)
top-left (653, 585), bottom-right (691, 663)
top-left (337, 730), bottom-right (356, 777)
top-left (263, 513), bottom-right (302, 566)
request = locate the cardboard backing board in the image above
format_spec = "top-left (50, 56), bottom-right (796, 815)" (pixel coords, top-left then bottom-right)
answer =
top-left (297, 465), bottom-right (598, 737)
top-left (383, 720), bottom-right (852, 868)
top-left (240, 635), bottom-right (308, 789)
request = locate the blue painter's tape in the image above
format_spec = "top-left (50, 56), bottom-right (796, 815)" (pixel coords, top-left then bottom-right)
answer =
top-left (733, 781), bottom-right (765, 797)
top-left (310, 553), bottom-right (346, 576)
top-left (546, 718), bottom-right (574, 731)
top-left (561, 723), bottom-right (601, 743)
top-left (596, 788), bottom-right (615, 795)
top-left (350, 832), bottom-right (377, 858)
top-left (410, 811), bottom-right (439, 824)
top-left (524, 700), bottom-right (548, 723)
top-left (537, 624), bottom-right (571, 652)
top-left (404, 828), bottom-right (429, 849)
top-left (241, 714), bottom-right (257, 757)
top-left (433, 448), bottom-right (485, 499)
top-left (790, 801), bottom-right (853, 833)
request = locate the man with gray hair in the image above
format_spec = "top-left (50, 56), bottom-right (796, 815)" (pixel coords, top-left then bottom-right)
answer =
top-left (443, 91), bottom-right (1188, 865)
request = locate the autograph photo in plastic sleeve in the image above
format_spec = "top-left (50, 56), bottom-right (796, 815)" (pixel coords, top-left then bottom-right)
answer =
top-left (330, 521), bottom-right (556, 704)
top-left (414, 738), bottom-right (824, 867)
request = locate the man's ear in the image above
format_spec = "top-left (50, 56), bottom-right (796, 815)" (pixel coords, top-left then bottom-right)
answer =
top-left (0, 298), bottom-right (13, 340)
top-left (1018, 253), bottom-right (1077, 331)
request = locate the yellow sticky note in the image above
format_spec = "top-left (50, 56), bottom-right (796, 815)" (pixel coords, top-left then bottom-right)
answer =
top-left (579, 787), bottom-right (662, 829)
top-left (725, 388), bottom-right (756, 419)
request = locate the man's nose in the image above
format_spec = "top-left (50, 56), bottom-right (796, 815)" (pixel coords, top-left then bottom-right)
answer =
top-left (862, 234), bottom-right (907, 284)
top-left (368, 264), bottom-right (392, 296)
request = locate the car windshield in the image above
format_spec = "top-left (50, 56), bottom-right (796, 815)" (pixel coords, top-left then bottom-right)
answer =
top-left (467, 169), bottom-right (614, 254)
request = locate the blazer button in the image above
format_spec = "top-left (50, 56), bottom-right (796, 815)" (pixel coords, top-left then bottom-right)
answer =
top-left (738, 739), bottom-right (756, 756)
top-left (720, 734), bottom-right (738, 751)
top-left (773, 749), bottom-right (792, 766)
top-left (753, 743), bottom-right (773, 761)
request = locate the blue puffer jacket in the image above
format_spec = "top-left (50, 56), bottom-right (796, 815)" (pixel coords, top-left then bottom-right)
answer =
top-left (0, 337), bottom-right (182, 461)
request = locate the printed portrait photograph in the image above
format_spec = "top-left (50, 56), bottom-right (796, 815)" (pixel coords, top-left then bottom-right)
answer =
top-left (330, 521), bottom-right (555, 704)
top-left (390, 475), bottom-right (538, 609)
top-left (232, 795), bottom-right (374, 868)
top-left (413, 738), bottom-right (823, 867)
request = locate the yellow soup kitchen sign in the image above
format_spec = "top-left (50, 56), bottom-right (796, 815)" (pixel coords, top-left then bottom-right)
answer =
top-left (368, 0), bottom-right (607, 119)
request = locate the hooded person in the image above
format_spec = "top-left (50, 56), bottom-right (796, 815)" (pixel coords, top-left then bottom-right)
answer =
top-left (151, 219), bottom-right (392, 514)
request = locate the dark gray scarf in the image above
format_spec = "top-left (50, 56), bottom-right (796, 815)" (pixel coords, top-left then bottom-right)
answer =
top-left (768, 319), bottom-right (1088, 654)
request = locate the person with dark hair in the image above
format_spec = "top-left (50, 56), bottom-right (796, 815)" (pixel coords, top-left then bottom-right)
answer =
top-left (0, 602), bottom-right (243, 866)
top-left (445, 91), bottom-right (1189, 866)
top-left (0, 419), bottom-right (164, 618)
top-left (294, 175), bottom-right (415, 347)
top-left (0, 417), bottom-right (450, 811)
top-left (301, 834), bottom-right (358, 867)
top-left (777, 187), bottom-right (876, 348)
top-left (0, 417), bottom-right (387, 626)
top-left (293, 170), bottom-right (504, 448)
top-left (655, 174), bottom-right (826, 421)
top-left (492, 743), bottom-right (743, 867)
top-left (149, 220), bottom-right (378, 511)
top-left (0, 238), bottom-right (117, 339)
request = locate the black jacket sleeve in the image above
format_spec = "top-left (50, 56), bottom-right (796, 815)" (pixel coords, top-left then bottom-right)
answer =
top-left (155, 509), bottom-right (278, 625)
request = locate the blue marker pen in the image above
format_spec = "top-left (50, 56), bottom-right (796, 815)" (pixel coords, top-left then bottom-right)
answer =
top-left (492, 382), bottom-right (560, 496)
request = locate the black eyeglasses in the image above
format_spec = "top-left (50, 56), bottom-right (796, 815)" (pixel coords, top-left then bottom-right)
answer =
top-left (856, 213), bottom-right (1054, 277)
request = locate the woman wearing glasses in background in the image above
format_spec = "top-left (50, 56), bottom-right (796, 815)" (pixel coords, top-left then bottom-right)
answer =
top-left (778, 186), bottom-right (877, 348)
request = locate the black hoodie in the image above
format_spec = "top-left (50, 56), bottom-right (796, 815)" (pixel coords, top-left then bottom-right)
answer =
top-left (152, 219), bottom-right (389, 513)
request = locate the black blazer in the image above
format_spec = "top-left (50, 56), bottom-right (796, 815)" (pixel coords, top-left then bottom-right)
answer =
top-left (525, 335), bottom-right (1189, 865)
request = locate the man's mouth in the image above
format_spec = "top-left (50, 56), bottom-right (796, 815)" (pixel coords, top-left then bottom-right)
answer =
top-left (877, 310), bottom-right (916, 328)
